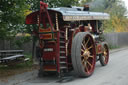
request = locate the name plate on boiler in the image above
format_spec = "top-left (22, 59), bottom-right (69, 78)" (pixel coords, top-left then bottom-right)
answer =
top-left (63, 15), bottom-right (109, 21)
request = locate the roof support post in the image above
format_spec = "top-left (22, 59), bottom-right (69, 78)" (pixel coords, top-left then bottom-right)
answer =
top-left (56, 13), bottom-right (59, 31)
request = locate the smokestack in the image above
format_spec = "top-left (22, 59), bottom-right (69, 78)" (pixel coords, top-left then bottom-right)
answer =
top-left (83, 3), bottom-right (90, 11)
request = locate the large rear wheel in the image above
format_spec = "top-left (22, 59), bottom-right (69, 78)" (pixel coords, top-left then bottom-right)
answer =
top-left (71, 32), bottom-right (96, 77)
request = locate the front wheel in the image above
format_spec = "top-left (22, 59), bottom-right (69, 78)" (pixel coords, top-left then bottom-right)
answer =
top-left (71, 32), bottom-right (96, 77)
top-left (99, 43), bottom-right (109, 66)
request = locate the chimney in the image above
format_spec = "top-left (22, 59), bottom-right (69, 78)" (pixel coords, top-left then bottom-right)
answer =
top-left (83, 3), bottom-right (89, 11)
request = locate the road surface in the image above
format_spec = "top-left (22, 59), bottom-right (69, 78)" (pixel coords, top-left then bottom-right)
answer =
top-left (1, 47), bottom-right (128, 85)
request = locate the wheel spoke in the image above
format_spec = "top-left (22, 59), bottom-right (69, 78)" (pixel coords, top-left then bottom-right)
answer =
top-left (104, 48), bottom-right (107, 51)
top-left (82, 59), bottom-right (85, 63)
top-left (87, 61), bottom-right (92, 68)
top-left (87, 45), bottom-right (93, 50)
top-left (104, 48), bottom-right (108, 55)
top-left (103, 54), bottom-right (106, 60)
top-left (88, 56), bottom-right (93, 59)
top-left (104, 55), bottom-right (107, 58)
top-left (81, 49), bottom-right (85, 53)
top-left (85, 37), bottom-right (90, 48)
top-left (83, 40), bottom-right (86, 45)
top-left (84, 63), bottom-right (89, 73)
top-left (81, 54), bottom-right (88, 61)
top-left (82, 43), bottom-right (86, 50)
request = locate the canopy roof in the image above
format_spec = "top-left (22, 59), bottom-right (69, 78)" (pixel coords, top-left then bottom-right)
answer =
top-left (49, 7), bottom-right (110, 21)
top-left (26, 7), bottom-right (110, 24)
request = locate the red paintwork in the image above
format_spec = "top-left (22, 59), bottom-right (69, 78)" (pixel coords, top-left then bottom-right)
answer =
top-left (104, 45), bottom-right (109, 64)
top-left (26, 11), bottom-right (39, 24)
top-left (40, 1), bottom-right (48, 9)
top-left (25, 11), bottom-right (48, 25)
top-left (43, 42), bottom-right (56, 60)
top-left (97, 44), bottom-right (102, 54)
top-left (73, 28), bottom-right (80, 37)
top-left (43, 65), bottom-right (56, 71)
top-left (39, 28), bottom-right (51, 32)
top-left (90, 21), bottom-right (97, 33)
top-left (39, 40), bottom-right (43, 49)
top-left (40, 34), bottom-right (52, 39)
top-left (39, 1), bottom-right (54, 32)
top-left (56, 32), bottom-right (60, 73)
top-left (45, 10), bottom-right (54, 31)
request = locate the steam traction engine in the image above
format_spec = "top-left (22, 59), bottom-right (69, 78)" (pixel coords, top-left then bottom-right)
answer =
top-left (26, 1), bottom-right (109, 77)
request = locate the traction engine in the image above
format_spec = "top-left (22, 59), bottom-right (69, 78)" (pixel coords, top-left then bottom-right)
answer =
top-left (25, 1), bottom-right (110, 77)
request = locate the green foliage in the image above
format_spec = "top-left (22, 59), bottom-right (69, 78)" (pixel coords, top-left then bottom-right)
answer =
top-left (105, 0), bottom-right (127, 17)
top-left (27, 0), bottom-right (79, 10)
top-left (26, 0), bottom-right (40, 11)
top-left (80, 0), bottom-right (94, 6)
top-left (0, 0), bottom-right (29, 39)
top-left (104, 0), bottom-right (128, 32)
top-left (108, 44), bottom-right (120, 50)
top-left (87, 0), bottom-right (127, 32)
top-left (13, 36), bottom-right (31, 49)
top-left (46, 0), bottom-right (79, 7)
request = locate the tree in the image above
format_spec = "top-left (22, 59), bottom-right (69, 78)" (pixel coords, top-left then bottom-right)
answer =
top-left (26, 0), bottom-right (40, 11)
top-left (46, 0), bottom-right (79, 7)
top-left (104, 0), bottom-right (127, 17)
top-left (80, 0), bottom-right (94, 6)
top-left (0, 0), bottom-right (28, 39)
top-left (27, 0), bottom-right (79, 11)
top-left (82, 0), bottom-right (127, 32)
top-left (104, 0), bottom-right (128, 32)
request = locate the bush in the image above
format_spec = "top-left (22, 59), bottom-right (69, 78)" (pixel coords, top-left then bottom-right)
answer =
top-left (13, 36), bottom-right (32, 49)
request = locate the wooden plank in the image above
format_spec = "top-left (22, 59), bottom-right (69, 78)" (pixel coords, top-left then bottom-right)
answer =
top-left (2, 55), bottom-right (24, 60)
top-left (0, 50), bottom-right (24, 53)
top-left (0, 50), bottom-right (24, 58)
top-left (24, 58), bottom-right (30, 62)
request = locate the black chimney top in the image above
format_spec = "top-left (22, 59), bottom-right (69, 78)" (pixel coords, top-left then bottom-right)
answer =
top-left (83, 3), bottom-right (89, 11)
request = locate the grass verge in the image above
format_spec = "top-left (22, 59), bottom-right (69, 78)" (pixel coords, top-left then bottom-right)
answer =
top-left (0, 54), bottom-right (39, 79)
top-left (108, 44), bottom-right (120, 50)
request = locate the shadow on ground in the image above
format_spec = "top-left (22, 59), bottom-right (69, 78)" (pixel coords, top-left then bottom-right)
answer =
top-left (27, 63), bottom-right (103, 84)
